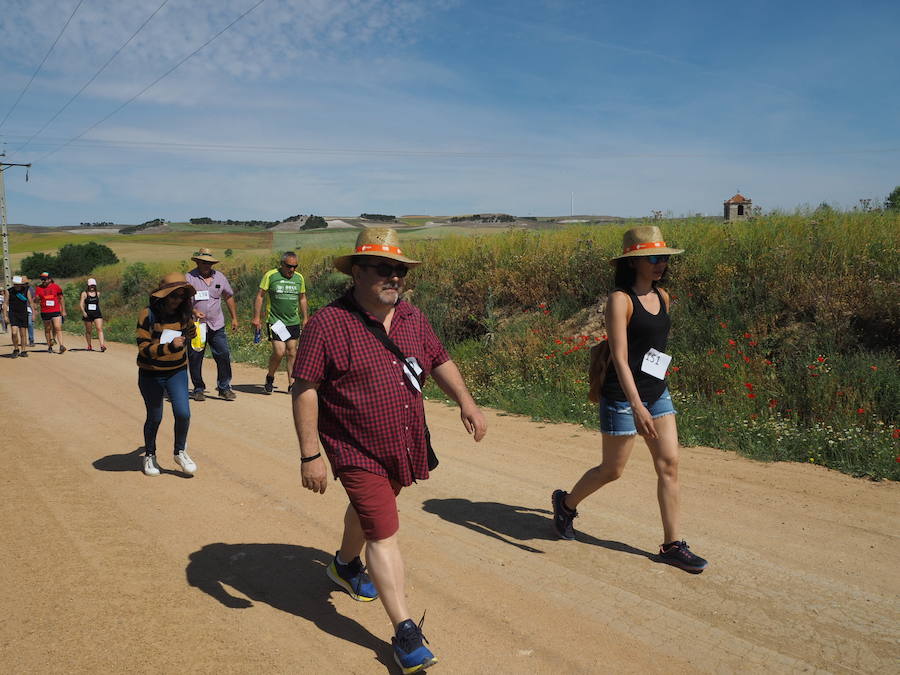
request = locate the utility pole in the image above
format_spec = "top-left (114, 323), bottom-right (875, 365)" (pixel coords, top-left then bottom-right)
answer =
top-left (0, 156), bottom-right (32, 289)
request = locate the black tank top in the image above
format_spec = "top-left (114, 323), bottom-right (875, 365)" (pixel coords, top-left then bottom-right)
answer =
top-left (601, 286), bottom-right (670, 403)
top-left (7, 287), bottom-right (29, 314)
top-left (84, 291), bottom-right (101, 314)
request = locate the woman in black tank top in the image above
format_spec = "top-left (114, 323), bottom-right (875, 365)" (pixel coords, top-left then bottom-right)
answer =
top-left (79, 279), bottom-right (107, 352)
top-left (551, 226), bottom-right (708, 573)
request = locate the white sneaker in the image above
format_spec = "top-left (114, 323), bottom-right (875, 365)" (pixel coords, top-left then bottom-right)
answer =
top-left (174, 450), bottom-right (196, 475)
top-left (142, 455), bottom-right (161, 476)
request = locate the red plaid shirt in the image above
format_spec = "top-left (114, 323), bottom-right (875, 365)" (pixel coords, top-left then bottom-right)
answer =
top-left (292, 292), bottom-right (450, 486)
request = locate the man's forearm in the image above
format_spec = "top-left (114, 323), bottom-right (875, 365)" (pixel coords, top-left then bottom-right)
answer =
top-left (292, 384), bottom-right (321, 458)
top-left (431, 360), bottom-right (477, 408)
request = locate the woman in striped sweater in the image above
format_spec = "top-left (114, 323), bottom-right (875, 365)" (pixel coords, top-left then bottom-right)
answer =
top-left (137, 273), bottom-right (198, 477)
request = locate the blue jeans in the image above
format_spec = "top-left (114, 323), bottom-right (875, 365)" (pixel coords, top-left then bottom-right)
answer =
top-left (599, 387), bottom-right (677, 436)
top-left (138, 368), bottom-right (191, 455)
top-left (27, 311), bottom-right (34, 343)
top-left (188, 326), bottom-right (233, 392)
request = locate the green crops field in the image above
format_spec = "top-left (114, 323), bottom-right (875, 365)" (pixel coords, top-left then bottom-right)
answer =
top-left (52, 209), bottom-right (900, 480)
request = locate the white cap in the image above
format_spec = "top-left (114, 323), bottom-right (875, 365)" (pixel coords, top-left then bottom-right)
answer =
top-left (12, 275), bottom-right (23, 284)
top-left (87, 278), bottom-right (97, 286)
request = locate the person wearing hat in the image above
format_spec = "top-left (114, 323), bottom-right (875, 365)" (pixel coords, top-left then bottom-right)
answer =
top-left (3, 276), bottom-right (31, 357)
top-left (185, 248), bottom-right (239, 401)
top-left (551, 225), bottom-right (708, 573)
top-left (251, 251), bottom-right (308, 394)
top-left (78, 278), bottom-right (107, 352)
top-left (35, 272), bottom-right (67, 353)
top-left (136, 273), bottom-right (199, 477)
top-left (291, 227), bottom-right (487, 673)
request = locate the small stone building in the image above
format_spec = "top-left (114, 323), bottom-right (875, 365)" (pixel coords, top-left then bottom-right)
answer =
top-left (724, 193), bottom-right (751, 221)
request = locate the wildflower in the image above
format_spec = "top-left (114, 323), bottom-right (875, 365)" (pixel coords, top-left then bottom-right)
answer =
top-left (719, 322), bottom-right (727, 329)
top-left (748, 340), bottom-right (758, 346)
top-left (870, 365), bottom-right (878, 371)
top-left (743, 332), bottom-right (752, 339)
top-left (892, 429), bottom-right (900, 439)
top-left (743, 356), bottom-right (751, 363)
top-left (671, 366), bottom-right (680, 372)
top-left (728, 339), bottom-right (736, 346)
top-left (744, 382), bottom-right (753, 390)
top-left (750, 413), bottom-right (758, 420)
top-left (554, 339), bottom-right (562, 344)
top-left (723, 363), bottom-right (730, 369)
top-left (715, 389), bottom-right (725, 395)
top-left (836, 391), bottom-right (845, 396)
top-left (765, 359), bottom-right (773, 365)
top-left (747, 393), bottom-right (756, 399)
top-left (579, 335), bottom-right (589, 340)
top-left (539, 302), bottom-right (547, 308)
top-left (707, 348), bottom-right (715, 355)
top-left (857, 408), bottom-right (865, 414)
top-left (816, 356), bottom-right (825, 363)
top-left (543, 310), bottom-right (550, 315)
top-left (807, 364), bottom-right (816, 370)
top-left (768, 399), bottom-right (778, 408)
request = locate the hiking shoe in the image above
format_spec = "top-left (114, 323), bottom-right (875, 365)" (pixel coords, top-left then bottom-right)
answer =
top-left (58, 345), bottom-right (66, 354)
top-left (264, 375), bottom-right (274, 394)
top-left (142, 454), bottom-right (161, 476)
top-left (218, 388), bottom-right (236, 401)
top-left (11, 348), bottom-right (19, 358)
top-left (174, 450), bottom-right (197, 475)
top-left (28, 341), bottom-right (35, 347)
top-left (191, 389), bottom-right (206, 402)
top-left (47, 346), bottom-right (53, 353)
top-left (552, 489), bottom-right (577, 540)
top-left (658, 540), bottom-right (708, 573)
top-left (19, 350), bottom-right (28, 357)
top-left (393, 615), bottom-right (437, 674)
top-left (100, 345), bottom-right (107, 352)
top-left (86, 345), bottom-right (93, 351)
top-left (326, 552), bottom-right (378, 601)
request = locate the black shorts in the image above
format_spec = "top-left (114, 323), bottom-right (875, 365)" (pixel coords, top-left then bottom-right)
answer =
top-left (40, 311), bottom-right (62, 321)
top-left (9, 312), bottom-right (28, 328)
top-left (83, 312), bottom-right (103, 321)
top-left (267, 323), bottom-right (301, 342)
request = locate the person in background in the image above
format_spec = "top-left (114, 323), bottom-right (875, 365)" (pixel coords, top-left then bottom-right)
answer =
top-left (34, 272), bottom-right (67, 354)
top-left (251, 251), bottom-right (308, 394)
top-left (23, 276), bottom-right (36, 347)
top-left (79, 278), bottom-right (107, 352)
top-left (136, 273), bottom-right (198, 477)
top-left (0, 285), bottom-right (6, 333)
top-left (292, 228), bottom-right (487, 674)
top-left (3, 276), bottom-right (31, 357)
top-left (551, 225), bottom-right (709, 573)
top-left (185, 248), bottom-right (238, 401)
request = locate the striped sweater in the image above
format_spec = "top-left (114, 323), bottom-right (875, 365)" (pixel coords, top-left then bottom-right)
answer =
top-left (136, 306), bottom-right (196, 372)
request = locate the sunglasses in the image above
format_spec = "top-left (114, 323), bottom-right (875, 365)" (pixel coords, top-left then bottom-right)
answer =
top-left (282, 263), bottom-right (298, 269)
top-left (358, 262), bottom-right (409, 278)
top-left (644, 255), bottom-right (670, 264)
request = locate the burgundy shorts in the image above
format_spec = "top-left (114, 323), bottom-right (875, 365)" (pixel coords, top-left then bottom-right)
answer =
top-left (338, 468), bottom-right (402, 541)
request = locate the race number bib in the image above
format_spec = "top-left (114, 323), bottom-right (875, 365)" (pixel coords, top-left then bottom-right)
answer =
top-left (87, 303), bottom-right (97, 311)
top-left (45, 299), bottom-right (55, 307)
top-left (640, 348), bottom-right (672, 380)
top-left (195, 290), bottom-right (210, 301)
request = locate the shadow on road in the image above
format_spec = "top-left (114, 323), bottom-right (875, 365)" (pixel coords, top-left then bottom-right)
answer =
top-left (422, 497), bottom-right (655, 559)
top-left (231, 383), bottom-right (270, 396)
top-left (92, 446), bottom-right (193, 478)
top-left (186, 543), bottom-right (392, 669)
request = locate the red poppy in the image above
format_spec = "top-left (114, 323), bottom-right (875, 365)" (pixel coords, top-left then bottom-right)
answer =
top-left (870, 365), bottom-right (878, 371)
top-left (857, 408), bottom-right (865, 414)
top-left (728, 339), bottom-right (737, 346)
top-left (765, 359), bottom-right (773, 365)
top-left (715, 389), bottom-right (725, 395)
top-left (750, 413), bottom-right (758, 420)
top-left (743, 356), bottom-right (751, 363)
top-left (554, 339), bottom-right (562, 344)
top-left (747, 393), bottom-right (756, 399)
top-left (807, 364), bottom-right (816, 369)
top-left (671, 366), bottom-right (680, 372)
top-left (744, 382), bottom-right (753, 389)
top-left (892, 429), bottom-right (900, 439)
top-left (816, 356), bottom-right (825, 363)
top-left (719, 322), bottom-right (727, 329)
top-left (539, 302), bottom-right (547, 308)
top-left (768, 399), bottom-right (778, 408)
top-left (743, 332), bottom-right (752, 339)
top-left (723, 363), bottom-right (730, 369)
top-left (836, 391), bottom-right (845, 396)
top-left (543, 310), bottom-right (550, 315)
top-left (748, 341), bottom-right (758, 346)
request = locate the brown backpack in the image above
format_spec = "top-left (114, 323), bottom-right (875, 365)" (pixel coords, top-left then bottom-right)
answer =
top-left (587, 291), bottom-right (634, 403)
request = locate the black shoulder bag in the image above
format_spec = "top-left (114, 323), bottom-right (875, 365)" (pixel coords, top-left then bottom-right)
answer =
top-left (338, 297), bottom-right (439, 471)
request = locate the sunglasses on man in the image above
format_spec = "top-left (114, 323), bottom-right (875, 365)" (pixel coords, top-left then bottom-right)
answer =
top-left (358, 262), bottom-right (409, 278)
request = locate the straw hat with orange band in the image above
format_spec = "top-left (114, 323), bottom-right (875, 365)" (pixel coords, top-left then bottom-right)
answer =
top-left (609, 225), bottom-right (684, 263)
top-left (333, 227), bottom-right (422, 275)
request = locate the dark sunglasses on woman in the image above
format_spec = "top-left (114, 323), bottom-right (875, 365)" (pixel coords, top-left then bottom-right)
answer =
top-left (644, 255), bottom-right (670, 264)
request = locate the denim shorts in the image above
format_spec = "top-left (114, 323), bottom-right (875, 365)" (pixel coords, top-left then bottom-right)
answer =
top-left (599, 387), bottom-right (676, 436)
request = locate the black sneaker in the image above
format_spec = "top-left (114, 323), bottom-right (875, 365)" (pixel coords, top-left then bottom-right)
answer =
top-left (551, 489), bottom-right (577, 540)
top-left (11, 348), bottom-right (19, 358)
top-left (191, 389), bottom-right (206, 402)
top-left (393, 614), bottom-right (437, 674)
top-left (264, 375), bottom-right (274, 394)
top-left (658, 540), bottom-right (708, 573)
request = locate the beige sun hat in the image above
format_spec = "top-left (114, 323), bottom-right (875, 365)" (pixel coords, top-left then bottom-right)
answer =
top-left (610, 225), bottom-right (684, 263)
top-left (191, 247), bottom-right (219, 264)
top-left (333, 227), bottom-right (422, 275)
top-left (151, 272), bottom-right (197, 299)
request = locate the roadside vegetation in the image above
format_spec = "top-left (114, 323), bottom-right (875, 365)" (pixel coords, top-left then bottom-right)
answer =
top-left (57, 208), bottom-right (899, 480)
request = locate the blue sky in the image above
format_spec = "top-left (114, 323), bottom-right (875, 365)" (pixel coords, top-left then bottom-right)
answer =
top-left (1, 0), bottom-right (898, 226)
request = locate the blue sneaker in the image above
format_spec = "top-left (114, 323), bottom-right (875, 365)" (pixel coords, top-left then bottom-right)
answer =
top-left (393, 615), bottom-right (437, 674)
top-left (326, 552), bottom-right (378, 601)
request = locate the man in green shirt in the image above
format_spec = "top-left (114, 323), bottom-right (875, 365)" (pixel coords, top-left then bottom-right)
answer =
top-left (252, 251), bottom-right (309, 394)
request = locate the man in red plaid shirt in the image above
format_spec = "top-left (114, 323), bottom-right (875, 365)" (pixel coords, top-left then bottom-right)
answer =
top-left (292, 228), bottom-right (486, 673)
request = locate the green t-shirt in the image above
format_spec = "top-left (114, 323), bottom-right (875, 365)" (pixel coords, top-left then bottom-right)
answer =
top-left (259, 268), bottom-right (306, 326)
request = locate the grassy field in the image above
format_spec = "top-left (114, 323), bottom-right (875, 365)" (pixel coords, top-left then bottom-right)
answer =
top-left (21, 210), bottom-right (899, 480)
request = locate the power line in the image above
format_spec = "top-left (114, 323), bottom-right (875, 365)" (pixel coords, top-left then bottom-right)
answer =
top-left (32, 0), bottom-right (268, 165)
top-left (10, 0), bottom-right (172, 157)
top-left (5, 134), bottom-right (900, 160)
top-left (0, 0), bottom-right (86, 131)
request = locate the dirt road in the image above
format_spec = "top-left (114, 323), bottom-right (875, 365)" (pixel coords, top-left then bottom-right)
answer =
top-left (1, 335), bottom-right (897, 673)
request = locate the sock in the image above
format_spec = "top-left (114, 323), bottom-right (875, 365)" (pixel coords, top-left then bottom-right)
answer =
top-left (662, 541), bottom-right (680, 551)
